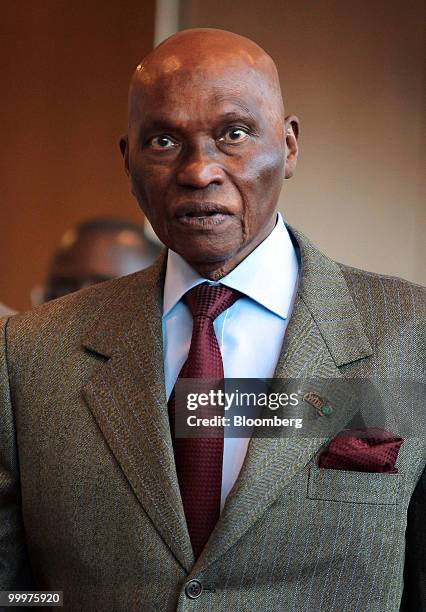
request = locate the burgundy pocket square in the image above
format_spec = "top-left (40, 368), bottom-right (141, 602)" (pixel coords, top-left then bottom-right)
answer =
top-left (318, 427), bottom-right (403, 473)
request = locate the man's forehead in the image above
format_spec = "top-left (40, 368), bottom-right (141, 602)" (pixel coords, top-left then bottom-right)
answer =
top-left (130, 62), bottom-right (282, 124)
top-left (131, 84), bottom-right (272, 132)
top-left (132, 53), bottom-right (274, 97)
top-left (138, 63), bottom-right (262, 98)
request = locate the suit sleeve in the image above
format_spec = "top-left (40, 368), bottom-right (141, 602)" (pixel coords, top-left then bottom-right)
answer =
top-left (400, 466), bottom-right (426, 611)
top-left (0, 317), bottom-right (34, 589)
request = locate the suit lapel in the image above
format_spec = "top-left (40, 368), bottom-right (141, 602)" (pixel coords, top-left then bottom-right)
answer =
top-left (81, 254), bottom-right (194, 572)
top-left (194, 227), bottom-right (373, 574)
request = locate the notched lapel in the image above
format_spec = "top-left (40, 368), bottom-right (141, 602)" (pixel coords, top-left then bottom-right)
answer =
top-left (194, 227), bottom-right (374, 574)
top-left (81, 256), bottom-right (194, 572)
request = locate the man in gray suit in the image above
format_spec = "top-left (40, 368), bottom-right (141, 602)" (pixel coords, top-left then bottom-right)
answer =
top-left (0, 29), bottom-right (424, 611)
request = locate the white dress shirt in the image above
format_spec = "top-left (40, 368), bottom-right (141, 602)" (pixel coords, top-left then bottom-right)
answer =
top-left (162, 213), bottom-right (299, 509)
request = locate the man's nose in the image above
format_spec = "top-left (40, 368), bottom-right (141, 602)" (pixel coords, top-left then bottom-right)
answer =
top-left (176, 144), bottom-right (224, 188)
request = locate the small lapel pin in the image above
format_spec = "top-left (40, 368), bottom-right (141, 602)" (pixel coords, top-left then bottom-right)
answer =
top-left (303, 391), bottom-right (333, 417)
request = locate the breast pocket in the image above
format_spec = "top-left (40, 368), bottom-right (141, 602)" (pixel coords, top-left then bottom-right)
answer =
top-left (307, 465), bottom-right (401, 505)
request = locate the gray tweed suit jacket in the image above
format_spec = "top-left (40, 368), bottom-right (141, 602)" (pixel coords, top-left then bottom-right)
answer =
top-left (0, 227), bottom-right (424, 611)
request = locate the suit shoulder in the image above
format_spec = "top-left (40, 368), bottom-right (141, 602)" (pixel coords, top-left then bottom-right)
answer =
top-left (338, 263), bottom-right (425, 292)
top-left (337, 263), bottom-right (425, 352)
top-left (338, 263), bottom-right (425, 309)
top-left (4, 267), bottom-right (157, 351)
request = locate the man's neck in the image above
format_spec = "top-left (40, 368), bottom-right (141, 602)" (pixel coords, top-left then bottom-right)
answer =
top-left (186, 214), bottom-right (278, 280)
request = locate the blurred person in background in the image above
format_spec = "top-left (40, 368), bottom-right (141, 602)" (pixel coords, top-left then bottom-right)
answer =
top-left (41, 217), bottom-right (163, 302)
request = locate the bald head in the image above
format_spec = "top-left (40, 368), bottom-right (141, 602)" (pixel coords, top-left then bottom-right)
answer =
top-left (129, 28), bottom-right (284, 125)
top-left (151, 27), bottom-right (273, 63)
top-left (121, 28), bottom-right (299, 279)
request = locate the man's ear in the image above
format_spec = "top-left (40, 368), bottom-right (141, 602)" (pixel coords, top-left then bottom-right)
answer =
top-left (119, 135), bottom-right (130, 176)
top-left (284, 115), bottom-right (300, 179)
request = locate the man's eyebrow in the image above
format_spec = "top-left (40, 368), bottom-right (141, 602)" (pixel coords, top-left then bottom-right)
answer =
top-left (139, 113), bottom-right (258, 136)
top-left (213, 96), bottom-right (258, 123)
top-left (217, 110), bottom-right (258, 124)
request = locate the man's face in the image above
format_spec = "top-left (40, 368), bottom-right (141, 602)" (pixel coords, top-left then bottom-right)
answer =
top-left (125, 59), bottom-right (293, 277)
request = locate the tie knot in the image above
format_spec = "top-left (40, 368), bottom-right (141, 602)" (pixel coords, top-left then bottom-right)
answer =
top-left (184, 282), bottom-right (241, 321)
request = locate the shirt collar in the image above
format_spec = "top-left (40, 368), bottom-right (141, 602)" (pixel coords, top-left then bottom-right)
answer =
top-left (163, 213), bottom-right (299, 320)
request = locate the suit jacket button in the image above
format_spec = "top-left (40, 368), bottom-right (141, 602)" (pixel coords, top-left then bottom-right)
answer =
top-left (185, 579), bottom-right (203, 599)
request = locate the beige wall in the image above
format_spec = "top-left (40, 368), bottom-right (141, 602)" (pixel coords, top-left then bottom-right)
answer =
top-left (1, 1), bottom-right (155, 311)
top-left (180, 0), bottom-right (425, 284)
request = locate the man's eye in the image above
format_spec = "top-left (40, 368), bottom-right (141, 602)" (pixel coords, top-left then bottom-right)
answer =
top-left (219, 127), bottom-right (249, 144)
top-left (149, 135), bottom-right (177, 150)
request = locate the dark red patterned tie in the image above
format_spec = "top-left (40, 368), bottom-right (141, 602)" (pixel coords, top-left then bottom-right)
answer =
top-left (169, 282), bottom-right (241, 558)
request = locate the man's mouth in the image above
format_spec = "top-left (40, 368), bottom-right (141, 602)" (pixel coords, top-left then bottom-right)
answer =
top-left (175, 202), bottom-right (231, 227)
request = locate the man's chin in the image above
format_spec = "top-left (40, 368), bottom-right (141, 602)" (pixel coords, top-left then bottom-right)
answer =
top-left (179, 246), bottom-right (235, 266)
top-left (173, 242), bottom-right (241, 277)
top-left (168, 219), bottom-right (240, 258)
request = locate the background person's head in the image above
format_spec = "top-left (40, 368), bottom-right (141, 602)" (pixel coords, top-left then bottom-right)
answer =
top-left (43, 218), bottom-right (163, 302)
top-left (121, 28), bottom-right (299, 280)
